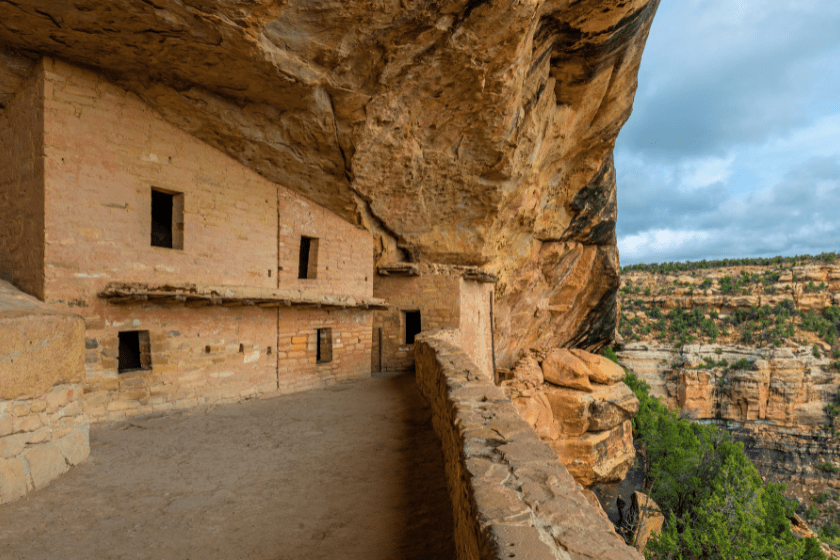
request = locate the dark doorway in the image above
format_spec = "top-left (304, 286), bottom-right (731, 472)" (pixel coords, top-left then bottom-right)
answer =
top-left (404, 311), bottom-right (421, 345)
top-left (298, 236), bottom-right (319, 279)
top-left (118, 330), bottom-right (151, 373)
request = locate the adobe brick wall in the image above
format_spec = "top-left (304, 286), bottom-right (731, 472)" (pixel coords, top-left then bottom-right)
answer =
top-left (0, 64), bottom-right (45, 299)
top-left (414, 330), bottom-right (643, 560)
top-left (29, 58), bottom-right (374, 422)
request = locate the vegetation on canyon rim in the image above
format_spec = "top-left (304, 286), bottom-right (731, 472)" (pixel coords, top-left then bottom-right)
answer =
top-left (623, 370), bottom-right (827, 559)
top-left (621, 253), bottom-right (840, 275)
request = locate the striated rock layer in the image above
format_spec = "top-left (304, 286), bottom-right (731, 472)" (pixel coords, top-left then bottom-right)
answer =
top-left (618, 342), bottom-right (840, 501)
top-left (0, 0), bottom-right (661, 366)
top-left (502, 348), bottom-right (639, 487)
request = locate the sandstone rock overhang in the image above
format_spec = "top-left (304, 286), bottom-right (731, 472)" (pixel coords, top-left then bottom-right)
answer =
top-left (0, 0), bottom-right (661, 365)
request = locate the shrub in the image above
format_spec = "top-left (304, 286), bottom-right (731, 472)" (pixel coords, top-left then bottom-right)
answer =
top-left (806, 504), bottom-right (821, 521)
top-left (604, 347), bottom-right (619, 364)
top-left (731, 358), bottom-right (754, 370)
top-left (816, 462), bottom-right (840, 474)
top-left (814, 344), bottom-right (822, 359)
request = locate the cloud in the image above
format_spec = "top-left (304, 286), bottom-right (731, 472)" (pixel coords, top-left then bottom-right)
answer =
top-left (620, 0), bottom-right (840, 160)
top-left (614, 0), bottom-right (840, 264)
top-left (618, 155), bottom-right (840, 264)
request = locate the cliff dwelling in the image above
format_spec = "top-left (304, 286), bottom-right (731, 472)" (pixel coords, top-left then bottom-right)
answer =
top-left (0, 0), bottom-right (664, 558)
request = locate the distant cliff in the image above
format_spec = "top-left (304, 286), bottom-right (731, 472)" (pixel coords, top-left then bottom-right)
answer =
top-left (615, 259), bottom-right (840, 506)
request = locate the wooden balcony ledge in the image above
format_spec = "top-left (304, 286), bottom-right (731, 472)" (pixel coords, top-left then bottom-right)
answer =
top-left (98, 282), bottom-right (389, 310)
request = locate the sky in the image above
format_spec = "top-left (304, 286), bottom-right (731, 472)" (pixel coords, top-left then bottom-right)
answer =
top-left (615, 0), bottom-right (840, 265)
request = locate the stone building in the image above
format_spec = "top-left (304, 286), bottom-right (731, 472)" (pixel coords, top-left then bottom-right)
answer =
top-left (0, 56), bottom-right (499, 503)
top-left (372, 263), bottom-right (496, 378)
top-left (0, 57), bottom-right (385, 428)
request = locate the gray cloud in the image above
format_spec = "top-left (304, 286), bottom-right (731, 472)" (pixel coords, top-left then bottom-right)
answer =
top-left (618, 155), bottom-right (840, 264)
top-left (620, 1), bottom-right (840, 160)
top-left (614, 0), bottom-right (840, 264)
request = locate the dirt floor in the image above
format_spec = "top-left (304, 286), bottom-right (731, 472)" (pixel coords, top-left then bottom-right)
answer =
top-left (0, 373), bottom-right (456, 560)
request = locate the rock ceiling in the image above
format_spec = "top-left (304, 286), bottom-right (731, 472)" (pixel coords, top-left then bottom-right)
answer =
top-left (0, 0), bottom-right (660, 366)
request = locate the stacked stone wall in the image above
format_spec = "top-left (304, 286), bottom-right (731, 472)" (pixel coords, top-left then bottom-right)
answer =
top-left (276, 308), bottom-right (374, 394)
top-left (373, 273), bottom-right (461, 372)
top-left (0, 63), bottom-right (44, 298)
top-left (0, 385), bottom-right (90, 504)
top-left (0, 281), bottom-right (89, 504)
top-left (414, 330), bottom-right (641, 560)
top-left (277, 192), bottom-right (373, 299)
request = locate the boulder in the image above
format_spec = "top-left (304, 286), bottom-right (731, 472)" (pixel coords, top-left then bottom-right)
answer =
top-left (544, 383), bottom-right (639, 436)
top-left (542, 349), bottom-right (592, 393)
top-left (549, 420), bottom-right (635, 487)
top-left (570, 349), bottom-right (626, 385)
top-left (510, 352), bottom-right (544, 387)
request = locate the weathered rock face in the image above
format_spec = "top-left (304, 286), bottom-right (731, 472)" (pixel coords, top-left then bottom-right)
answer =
top-left (0, 0), bottom-right (661, 367)
top-left (503, 348), bottom-right (638, 487)
top-left (618, 342), bottom-right (840, 501)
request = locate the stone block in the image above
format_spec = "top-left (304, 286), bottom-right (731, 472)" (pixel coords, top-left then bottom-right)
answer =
top-left (0, 413), bottom-right (12, 437)
top-left (25, 442), bottom-right (69, 490)
top-left (0, 281), bottom-right (85, 400)
top-left (482, 524), bottom-right (565, 560)
top-left (570, 349), bottom-right (626, 385)
top-left (0, 433), bottom-right (27, 459)
top-left (45, 384), bottom-right (76, 413)
top-left (0, 457), bottom-right (28, 504)
top-left (542, 349), bottom-right (592, 392)
top-left (54, 425), bottom-right (90, 466)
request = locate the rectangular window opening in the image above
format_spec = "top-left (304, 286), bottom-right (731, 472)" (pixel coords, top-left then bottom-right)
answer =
top-left (404, 311), bottom-right (421, 345)
top-left (151, 188), bottom-right (184, 249)
top-left (316, 328), bottom-right (332, 364)
top-left (118, 330), bottom-right (151, 373)
top-left (298, 236), bottom-right (319, 279)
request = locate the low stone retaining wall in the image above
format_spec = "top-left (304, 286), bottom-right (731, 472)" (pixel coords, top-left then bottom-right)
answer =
top-left (0, 384), bottom-right (90, 504)
top-left (415, 330), bottom-right (642, 560)
top-left (0, 280), bottom-right (90, 504)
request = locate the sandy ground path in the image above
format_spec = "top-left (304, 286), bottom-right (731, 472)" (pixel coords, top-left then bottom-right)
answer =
top-left (0, 372), bottom-right (455, 560)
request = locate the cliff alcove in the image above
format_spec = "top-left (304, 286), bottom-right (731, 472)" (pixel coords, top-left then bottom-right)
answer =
top-left (0, 0), bottom-right (661, 366)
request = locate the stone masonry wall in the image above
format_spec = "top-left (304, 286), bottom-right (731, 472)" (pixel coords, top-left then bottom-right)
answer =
top-left (80, 305), bottom-right (279, 421)
top-left (0, 62), bottom-right (44, 298)
top-left (40, 57), bottom-right (279, 299)
top-left (29, 58), bottom-right (375, 422)
top-left (276, 308), bottom-right (374, 394)
top-left (0, 281), bottom-right (89, 505)
top-left (0, 385), bottom-right (90, 505)
top-left (277, 191), bottom-right (373, 299)
top-left (414, 330), bottom-right (641, 560)
top-left (372, 273), bottom-right (461, 372)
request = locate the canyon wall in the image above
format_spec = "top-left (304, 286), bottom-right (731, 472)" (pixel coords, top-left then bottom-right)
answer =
top-left (617, 263), bottom-right (840, 502)
top-left (0, 0), bottom-right (661, 366)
